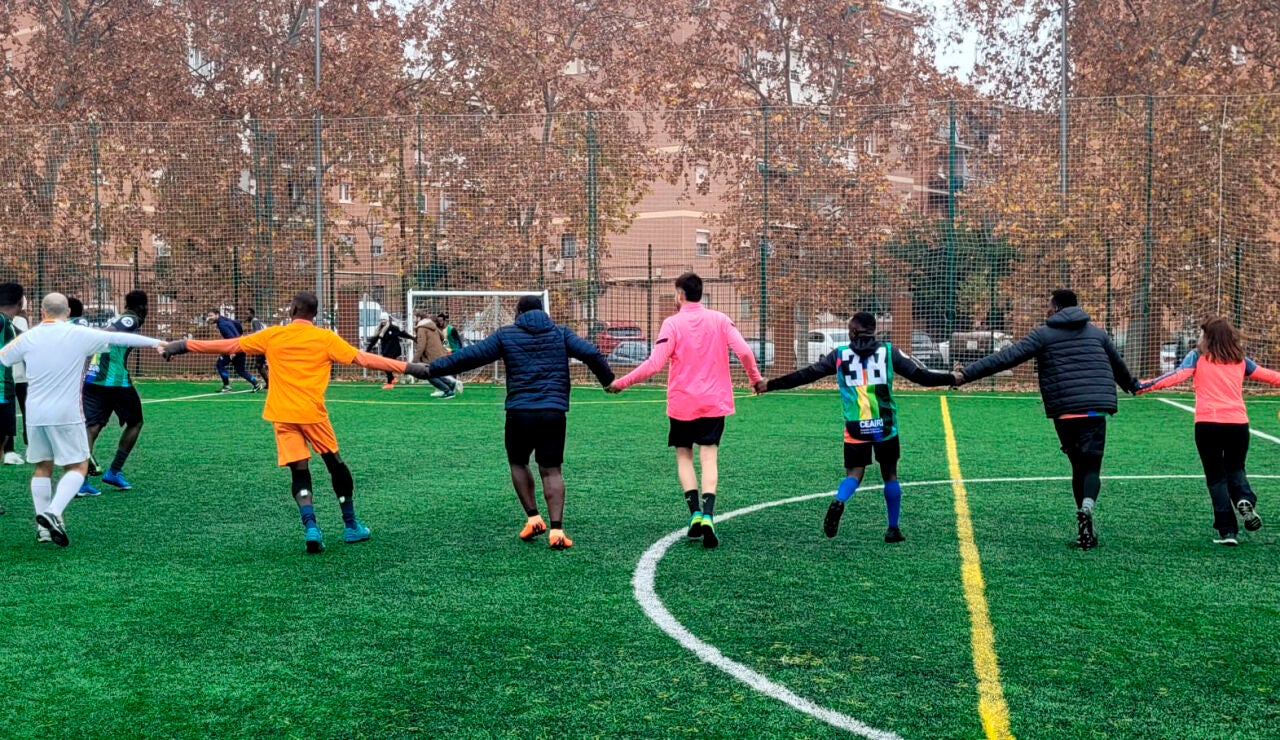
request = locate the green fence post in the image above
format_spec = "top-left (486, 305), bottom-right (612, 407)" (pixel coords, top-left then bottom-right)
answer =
top-left (945, 101), bottom-right (958, 341)
top-left (415, 112), bottom-right (424, 288)
top-left (1141, 95), bottom-right (1155, 376)
top-left (89, 122), bottom-right (104, 308)
top-left (586, 111), bottom-right (600, 326)
top-left (759, 105), bottom-right (770, 361)
top-left (647, 243), bottom-right (654, 344)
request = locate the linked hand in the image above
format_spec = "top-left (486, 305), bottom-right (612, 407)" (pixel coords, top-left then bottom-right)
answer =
top-left (951, 370), bottom-right (965, 387)
top-left (752, 380), bottom-right (769, 395)
top-left (405, 363), bottom-right (432, 380)
top-left (159, 339), bottom-right (189, 361)
top-left (605, 383), bottom-right (622, 394)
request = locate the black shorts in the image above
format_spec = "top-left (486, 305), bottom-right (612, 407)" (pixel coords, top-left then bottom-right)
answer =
top-left (1053, 416), bottom-right (1107, 461)
top-left (0, 401), bottom-right (15, 438)
top-left (505, 410), bottom-right (567, 468)
top-left (668, 416), bottom-right (725, 448)
top-left (83, 384), bottom-right (144, 427)
top-left (844, 435), bottom-right (901, 469)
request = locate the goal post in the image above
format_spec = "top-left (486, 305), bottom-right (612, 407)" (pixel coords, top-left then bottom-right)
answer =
top-left (404, 289), bottom-right (551, 383)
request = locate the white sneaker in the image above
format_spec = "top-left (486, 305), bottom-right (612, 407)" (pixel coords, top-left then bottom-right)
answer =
top-left (36, 525), bottom-right (52, 543)
top-left (453, 380), bottom-right (463, 395)
top-left (430, 391), bottom-right (446, 398)
top-left (3, 451), bottom-right (24, 465)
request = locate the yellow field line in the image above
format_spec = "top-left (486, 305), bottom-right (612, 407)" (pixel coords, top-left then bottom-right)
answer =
top-left (940, 396), bottom-right (1015, 740)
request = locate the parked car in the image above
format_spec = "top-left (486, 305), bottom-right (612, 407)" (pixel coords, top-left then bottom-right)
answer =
top-left (946, 331), bottom-right (1015, 369)
top-left (1161, 334), bottom-right (1198, 373)
top-left (798, 327), bottom-right (849, 365)
top-left (607, 340), bottom-right (653, 367)
top-left (910, 329), bottom-right (945, 368)
top-left (732, 338), bottom-right (775, 368)
top-left (591, 322), bottom-right (645, 355)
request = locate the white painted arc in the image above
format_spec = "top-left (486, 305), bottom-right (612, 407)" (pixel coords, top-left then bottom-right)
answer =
top-left (634, 474), bottom-right (1280, 737)
top-left (1157, 397), bottom-right (1280, 445)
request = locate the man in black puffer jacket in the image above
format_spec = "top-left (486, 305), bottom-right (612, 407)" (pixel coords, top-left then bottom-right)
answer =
top-left (957, 289), bottom-right (1139, 550)
top-left (427, 295), bottom-right (614, 550)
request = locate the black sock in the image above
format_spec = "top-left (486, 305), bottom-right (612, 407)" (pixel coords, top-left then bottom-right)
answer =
top-left (109, 448), bottom-right (131, 474)
top-left (524, 505), bottom-right (540, 517)
top-left (550, 520), bottom-right (562, 529)
top-left (684, 489), bottom-right (701, 514)
top-left (701, 493), bottom-right (716, 518)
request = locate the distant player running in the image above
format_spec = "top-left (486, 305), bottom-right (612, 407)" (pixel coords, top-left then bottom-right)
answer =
top-left (80, 290), bottom-right (151, 496)
top-left (0, 293), bottom-right (163, 546)
top-left (207, 308), bottom-right (263, 393)
top-left (1137, 317), bottom-right (1280, 545)
top-left (607, 272), bottom-right (763, 549)
top-left (165, 291), bottom-right (427, 553)
top-left (755, 312), bottom-right (955, 542)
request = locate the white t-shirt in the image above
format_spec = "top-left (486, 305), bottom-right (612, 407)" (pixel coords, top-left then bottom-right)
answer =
top-left (11, 315), bottom-right (28, 383)
top-left (0, 319), bottom-right (161, 426)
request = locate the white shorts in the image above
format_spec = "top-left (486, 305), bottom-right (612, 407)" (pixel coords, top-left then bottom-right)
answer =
top-left (27, 424), bottom-right (91, 467)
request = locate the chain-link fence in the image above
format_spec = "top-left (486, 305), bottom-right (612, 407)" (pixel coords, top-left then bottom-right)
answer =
top-left (2, 96), bottom-right (1278, 385)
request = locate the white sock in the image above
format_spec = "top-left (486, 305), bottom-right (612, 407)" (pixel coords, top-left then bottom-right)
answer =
top-left (1081, 497), bottom-right (1096, 513)
top-left (30, 477), bottom-right (53, 515)
top-left (49, 471), bottom-right (85, 517)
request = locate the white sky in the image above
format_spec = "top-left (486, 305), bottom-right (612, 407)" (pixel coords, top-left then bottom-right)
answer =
top-left (914, 0), bottom-right (982, 83)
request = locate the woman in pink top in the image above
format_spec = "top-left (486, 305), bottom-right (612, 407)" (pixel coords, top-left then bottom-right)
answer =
top-left (1138, 317), bottom-right (1280, 544)
top-left (607, 272), bottom-right (763, 549)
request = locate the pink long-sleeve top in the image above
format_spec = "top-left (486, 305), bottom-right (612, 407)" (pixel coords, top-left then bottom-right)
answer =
top-left (613, 302), bottom-right (764, 421)
top-left (1140, 349), bottom-right (1280, 423)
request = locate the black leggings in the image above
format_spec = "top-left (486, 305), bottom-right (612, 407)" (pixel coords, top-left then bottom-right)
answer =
top-left (1194, 422), bottom-right (1255, 535)
top-left (1054, 416), bottom-right (1106, 509)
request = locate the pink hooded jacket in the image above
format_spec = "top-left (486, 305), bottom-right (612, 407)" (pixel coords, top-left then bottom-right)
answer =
top-left (613, 302), bottom-right (763, 421)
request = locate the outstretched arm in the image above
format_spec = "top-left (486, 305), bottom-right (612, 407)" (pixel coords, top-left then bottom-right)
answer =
top-left (428, 333), bottom-right (504, 377)
top-left (892, 348), bottom-right (956, 388)
top-left (183, 338), bottom-right (245, 355)
top-left (1138, 351), bottom-right (1197, 393)
top-left (960, 330), bottom-right (1043, 383)
top-left (725, 322), bottom-right (764, 385)
top-left (612, 324), bottom-right (675, 391)
top-left (1103, 335), bottom-right (1140, 394)
top-left (564, 328), bottom-right (615, 387)
top-left (354, 351), bottom-right (407, 374)
top-left (765, 350), bottom-right (838, 392)
top-left (1245, 358), bottom-right (1280, 387)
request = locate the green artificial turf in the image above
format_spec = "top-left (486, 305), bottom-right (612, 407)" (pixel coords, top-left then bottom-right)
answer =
top-left (1, 382), bottom-right (1278, 738)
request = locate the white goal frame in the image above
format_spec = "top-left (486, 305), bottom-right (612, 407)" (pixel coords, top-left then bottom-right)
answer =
top-left (404, 289), bottom-right (550, 383)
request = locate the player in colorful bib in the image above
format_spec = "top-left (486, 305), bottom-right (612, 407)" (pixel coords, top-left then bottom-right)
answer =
top-left (82, 290), bottom-right (149, 494)
top-left (757, 312), bottom-right (954, 542)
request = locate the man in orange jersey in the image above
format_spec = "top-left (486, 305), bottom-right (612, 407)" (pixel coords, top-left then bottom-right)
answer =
top-left (161, 291), bottom-right (429, 554)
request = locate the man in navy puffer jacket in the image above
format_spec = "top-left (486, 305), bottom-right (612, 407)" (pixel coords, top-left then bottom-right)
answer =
top-left (428, 295), bottom-right (614, 550)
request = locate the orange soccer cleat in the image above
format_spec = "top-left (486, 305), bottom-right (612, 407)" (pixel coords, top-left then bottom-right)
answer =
top-left (548, 529), bottom-right (574, 550)
top-left (519, 516), bottom-right (547, 541)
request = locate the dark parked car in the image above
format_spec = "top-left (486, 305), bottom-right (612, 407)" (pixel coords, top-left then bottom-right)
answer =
top-left (606, 340), bottom-right (653, 367)
top-left (590, 322), bottom-right (645, 355)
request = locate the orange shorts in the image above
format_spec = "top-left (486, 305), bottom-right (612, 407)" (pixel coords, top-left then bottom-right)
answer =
top-left (272, 421), bottom-right (339, 466)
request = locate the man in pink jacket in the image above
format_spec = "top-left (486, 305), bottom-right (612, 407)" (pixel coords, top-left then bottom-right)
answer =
top-left (607, 272), bottom-right (763, 548)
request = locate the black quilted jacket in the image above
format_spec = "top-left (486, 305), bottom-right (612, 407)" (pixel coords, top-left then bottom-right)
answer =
top-left (962, 307), bottom-right (1139, 418)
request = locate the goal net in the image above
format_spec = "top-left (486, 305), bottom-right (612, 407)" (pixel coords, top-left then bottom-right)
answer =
top-left (405, 290), bottom-right (550, 383)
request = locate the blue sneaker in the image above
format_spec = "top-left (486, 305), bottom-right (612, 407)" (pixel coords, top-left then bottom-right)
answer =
top-left (102, 470), bottom-right (132, 490)
top-left (76, 482), bottom-right (101, 497)
top-left (343, 522), bottom-right (371, 543)
top-left (305, 526), bottom-right (325, 554)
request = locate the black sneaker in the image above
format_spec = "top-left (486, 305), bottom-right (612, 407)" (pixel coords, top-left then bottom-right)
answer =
top-left (1237, 500), bottom-right (1262, 532)
top-left (823, 500), bottom-right (845, 538)
top-left (35, 512), bottom-right (69, 547)
top-left (884, 526), bottom-right (905, 543)
top-left (88, 455), bottom-right (103, 477)
top-left (686, 512), bottom-right (704, 540)
top-left (1213, 531), bottom-right (1239, 546)
top-left (1076, 509), bottom-right (1097, 550)
top-left (252, 382), bottom-right (265, 393)
top-left (701, 515), bottom-right (719, 549)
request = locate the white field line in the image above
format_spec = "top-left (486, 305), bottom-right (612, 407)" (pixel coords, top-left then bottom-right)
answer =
top-left (1157, 397), bottom-right (1280, 445)
top-left (632, 473), bottom-right (1280, 737)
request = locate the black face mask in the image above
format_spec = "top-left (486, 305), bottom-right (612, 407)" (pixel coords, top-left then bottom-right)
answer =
top-left (849, 331), bottom-right (879, 357)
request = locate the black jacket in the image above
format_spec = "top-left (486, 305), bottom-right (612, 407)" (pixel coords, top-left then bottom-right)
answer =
top-left (367, 323), bottom-right (413, 358)
top-left (428, 309), bottom-right (614, 412)
top-left (961, 307), bottom-right (1138, 418)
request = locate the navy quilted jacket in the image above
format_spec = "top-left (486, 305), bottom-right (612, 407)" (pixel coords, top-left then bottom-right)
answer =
top-left (428, 309), bottom-right (614, 412)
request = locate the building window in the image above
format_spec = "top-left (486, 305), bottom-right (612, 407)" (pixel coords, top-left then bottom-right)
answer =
top-left (694, 165), bottom-right (709, 188)
top-left (695, 230), bottom-right (711, 256)
top-left (863, 136), bottom-right (877, 155)
top-left (561, 233), bottom-right (577, 259)
top-left (370, 236), bottom-right (385, 257)
top-left (338, 182), bottom-right (353, 203)
top-left (338, 233), bottom-right (355, 254)
top-left (152, 235), bottom-right (171, 257)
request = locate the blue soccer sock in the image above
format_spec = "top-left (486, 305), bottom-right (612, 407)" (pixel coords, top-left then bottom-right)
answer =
top-left (299, 504), bottom-right (317, 530)
top-left (835, 476), bottom-right (860, 503)
top-left (884, 480), bottom-right (902, 528)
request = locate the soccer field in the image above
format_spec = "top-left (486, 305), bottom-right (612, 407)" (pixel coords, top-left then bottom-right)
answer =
top-left (3, 381), bottom-right (1279, 739)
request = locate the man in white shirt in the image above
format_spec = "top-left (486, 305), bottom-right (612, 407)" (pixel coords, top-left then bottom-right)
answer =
top-left (0, 293), bottom-right (163, 546)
